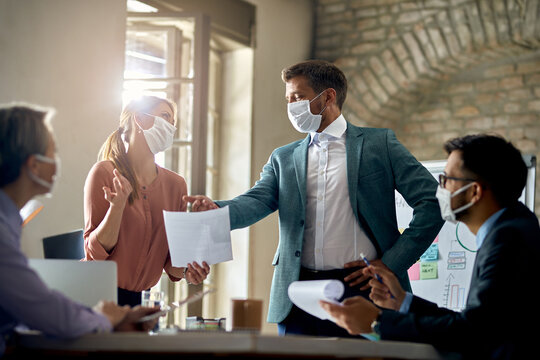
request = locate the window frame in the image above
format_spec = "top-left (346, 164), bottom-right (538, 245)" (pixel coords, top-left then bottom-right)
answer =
top-left (126, 11), bottom-right (211, 320)
top-left (126, 12), bottom-right (210, 198)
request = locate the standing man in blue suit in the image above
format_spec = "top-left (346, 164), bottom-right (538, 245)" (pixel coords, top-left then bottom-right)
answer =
top-left (321, 134), bottom-right (540, 358)
top-left (185, 60), bottom-right (444, 337)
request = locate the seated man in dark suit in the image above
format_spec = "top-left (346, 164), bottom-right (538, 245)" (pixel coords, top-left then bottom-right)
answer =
top-left (321, 134), bottom-right (540, 359)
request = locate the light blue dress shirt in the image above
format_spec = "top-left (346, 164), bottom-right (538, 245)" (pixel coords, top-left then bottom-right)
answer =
top-left (399, 208), bottom-right (506, 314)
top-left (475, 208), bottom-right (506, 249)
top-left (0, 190), bottom-right (111, 355)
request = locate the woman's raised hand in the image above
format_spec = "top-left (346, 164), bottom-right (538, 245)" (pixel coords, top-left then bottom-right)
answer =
top-left (103, 168), bottom-right (133, 208)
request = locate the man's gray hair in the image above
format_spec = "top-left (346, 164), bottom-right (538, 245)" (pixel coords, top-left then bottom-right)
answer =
top-left (0, 103), bottom-right (55, 187)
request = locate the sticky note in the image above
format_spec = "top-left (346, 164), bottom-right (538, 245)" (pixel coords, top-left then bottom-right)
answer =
top-left (448, 263), bottom-right (466, 270)
top-left (408, 262), bottom-right (420, 281)
top-left (420, 262), bottom-right (438, 280)
top-left (420, 243), bottom-right (438, 262)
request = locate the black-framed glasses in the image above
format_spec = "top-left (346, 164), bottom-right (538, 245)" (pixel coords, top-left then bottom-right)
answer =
top-left (438, 174), bottom-right (476, 188)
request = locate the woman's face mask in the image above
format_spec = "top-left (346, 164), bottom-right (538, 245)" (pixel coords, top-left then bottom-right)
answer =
top-left (287, 90), bottom-right (327, 133)
top-left (136, 113), bottom-right (176, 154)
top-left (435, 182), bottom-right (475, 223)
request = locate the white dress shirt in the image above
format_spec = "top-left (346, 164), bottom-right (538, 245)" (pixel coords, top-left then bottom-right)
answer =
top-left (301, 115), bottom-right (377, 270)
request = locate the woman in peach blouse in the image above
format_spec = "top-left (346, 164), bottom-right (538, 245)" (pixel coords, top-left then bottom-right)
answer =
top-left (84, 96), bottom-right (210, 306)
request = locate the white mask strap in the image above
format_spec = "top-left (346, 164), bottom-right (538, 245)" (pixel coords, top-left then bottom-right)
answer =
top-left (451, 182), bottom-right (476, 215)
top-left (451, 182), bottom-right (474, 198)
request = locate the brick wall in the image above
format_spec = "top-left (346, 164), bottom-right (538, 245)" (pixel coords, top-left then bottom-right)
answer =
top-left (314, 0), bottom-right (540, 215)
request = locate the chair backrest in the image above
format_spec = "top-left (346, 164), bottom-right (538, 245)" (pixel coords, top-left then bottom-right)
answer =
top-left (42, 229), bottom-right (85, 260)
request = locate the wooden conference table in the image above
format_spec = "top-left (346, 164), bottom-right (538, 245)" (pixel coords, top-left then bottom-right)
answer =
top-left (11, 329), bottom-right (456, 359)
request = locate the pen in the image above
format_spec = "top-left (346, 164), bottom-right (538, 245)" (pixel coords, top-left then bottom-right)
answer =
top-left (360, 253), bottom-right (395, 299)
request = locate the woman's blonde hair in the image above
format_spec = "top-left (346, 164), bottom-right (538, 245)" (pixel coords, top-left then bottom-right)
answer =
top-left (98, 96), bottom-right (177, 204)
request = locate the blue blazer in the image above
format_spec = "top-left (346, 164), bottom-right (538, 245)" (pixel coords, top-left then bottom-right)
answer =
top-left (216, 123), bottom-right (444, 323)
top-left (378, 202), bottom-right (540, 359)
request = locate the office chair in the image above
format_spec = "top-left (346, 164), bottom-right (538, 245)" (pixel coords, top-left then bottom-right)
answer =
top-left (42, 229), bottom-right (85, 260)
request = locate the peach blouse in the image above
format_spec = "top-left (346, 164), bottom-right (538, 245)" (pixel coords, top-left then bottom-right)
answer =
top-left (83, 161), bottom-right (187, 292)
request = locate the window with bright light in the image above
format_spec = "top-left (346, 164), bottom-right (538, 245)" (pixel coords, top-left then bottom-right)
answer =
top-left (123, 0), bottom-right (255, 329)
top-left (124, 5), bottom-right (213, 327)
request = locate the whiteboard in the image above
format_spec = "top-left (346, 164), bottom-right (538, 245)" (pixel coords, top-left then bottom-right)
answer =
top-left (396, 155), bottom-right (536, 311)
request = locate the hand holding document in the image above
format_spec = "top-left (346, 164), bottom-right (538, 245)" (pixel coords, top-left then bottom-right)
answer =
top-left (288, 280), bottom-right (344, 321)
top-left (163, 206), bottom-right (232, 267)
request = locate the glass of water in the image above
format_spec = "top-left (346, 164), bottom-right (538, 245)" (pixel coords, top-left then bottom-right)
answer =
top-left (141, 290), bottom-right (165, 332)
top-left (141, 290), bottom-right (164, 308)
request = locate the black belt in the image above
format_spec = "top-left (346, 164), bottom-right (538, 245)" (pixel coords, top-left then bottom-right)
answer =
top-left (299, 266), bottom-right (370, 301)
top-left (300, 266), bottom-right (363, 281)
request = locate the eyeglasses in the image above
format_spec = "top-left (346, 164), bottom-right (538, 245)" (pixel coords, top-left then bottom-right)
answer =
top-left (438, 174), bottom-right (476, 188)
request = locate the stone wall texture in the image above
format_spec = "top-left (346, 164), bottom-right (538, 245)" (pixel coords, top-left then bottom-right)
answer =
top-left (314, 0), bottom-right (540, 215)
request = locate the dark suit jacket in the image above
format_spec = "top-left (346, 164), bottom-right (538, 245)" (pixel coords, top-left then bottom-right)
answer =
top-left (379, 202), bottom-right (540, 359)
top-left (216, 124), bottom-right (444, 323)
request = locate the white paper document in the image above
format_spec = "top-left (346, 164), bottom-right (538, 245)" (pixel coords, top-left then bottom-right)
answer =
top-left (288, 280), bottom-right (344, 321)
top-left (163, 206), bottom-right (232, 267)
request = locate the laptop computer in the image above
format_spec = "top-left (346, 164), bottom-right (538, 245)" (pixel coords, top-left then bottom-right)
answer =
top-left (27, 259), bottom-right (117, 307)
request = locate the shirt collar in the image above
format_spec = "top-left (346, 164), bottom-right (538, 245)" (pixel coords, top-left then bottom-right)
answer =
top-left (309, 114), bottom-right (347, 145)
top-left (476, 208), bottom-right (506, 249)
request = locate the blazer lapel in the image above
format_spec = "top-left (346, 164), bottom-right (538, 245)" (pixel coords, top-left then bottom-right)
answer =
top-left (346, 123), bottom-right (364, 219)
top-left (293, 135), bottom-right (310, 209)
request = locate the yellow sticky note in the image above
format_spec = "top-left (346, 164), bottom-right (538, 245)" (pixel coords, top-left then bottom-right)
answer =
top-left (420, 262), bottom-right (438, 280)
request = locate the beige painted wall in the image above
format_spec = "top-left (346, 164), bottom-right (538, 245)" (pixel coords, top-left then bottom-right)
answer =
top-left (245, 0), bottom-right (313, 334)
top-left (0, 0), bottom-right (126, 257)
top-left (210, 48), bottom-right (253, 323)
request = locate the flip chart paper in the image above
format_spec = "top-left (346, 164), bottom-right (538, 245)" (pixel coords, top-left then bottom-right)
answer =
top-left (288, 280), bottom-right (344, 321)
top-left (163, 206), bottom-right (232, 267)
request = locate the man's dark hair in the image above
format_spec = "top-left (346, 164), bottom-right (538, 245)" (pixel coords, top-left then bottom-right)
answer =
top-left (444, 134), bottom-right (527, 207)
top-left (281, 60), bottom-right (348, 109)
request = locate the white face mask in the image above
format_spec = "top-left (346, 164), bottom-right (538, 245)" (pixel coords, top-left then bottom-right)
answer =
top-left (137, 114), bottom-right (176, 154)
top-left (287, 90), bottom-right (327, 133)
top-left (27, 154), bottom-right (60, 195)
top-left (435, 182), bottom-right (475, 224)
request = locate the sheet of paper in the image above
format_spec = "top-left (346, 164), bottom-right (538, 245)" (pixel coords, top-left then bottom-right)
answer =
top-left (163, 206), bottom-right (232, 267)
top-left (288, 280), bottom-right (344, 321)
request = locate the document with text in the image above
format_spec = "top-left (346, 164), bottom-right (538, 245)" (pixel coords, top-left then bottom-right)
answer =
top-left (163, 206), bottom-right (232, 267)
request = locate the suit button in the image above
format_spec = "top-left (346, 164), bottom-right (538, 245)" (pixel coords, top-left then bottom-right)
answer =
top-left (295, 250), bottom-right (301, 257)
top-left (299, 220), bottom-right (304, 226)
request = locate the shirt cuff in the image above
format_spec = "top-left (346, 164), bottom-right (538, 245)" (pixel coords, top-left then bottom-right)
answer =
top-left (94, 311), bottom-right (114, 333)
top-left (86, 232), bottom-right (112, 260)
top-left (399, 292), bottom-right (413, 313)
